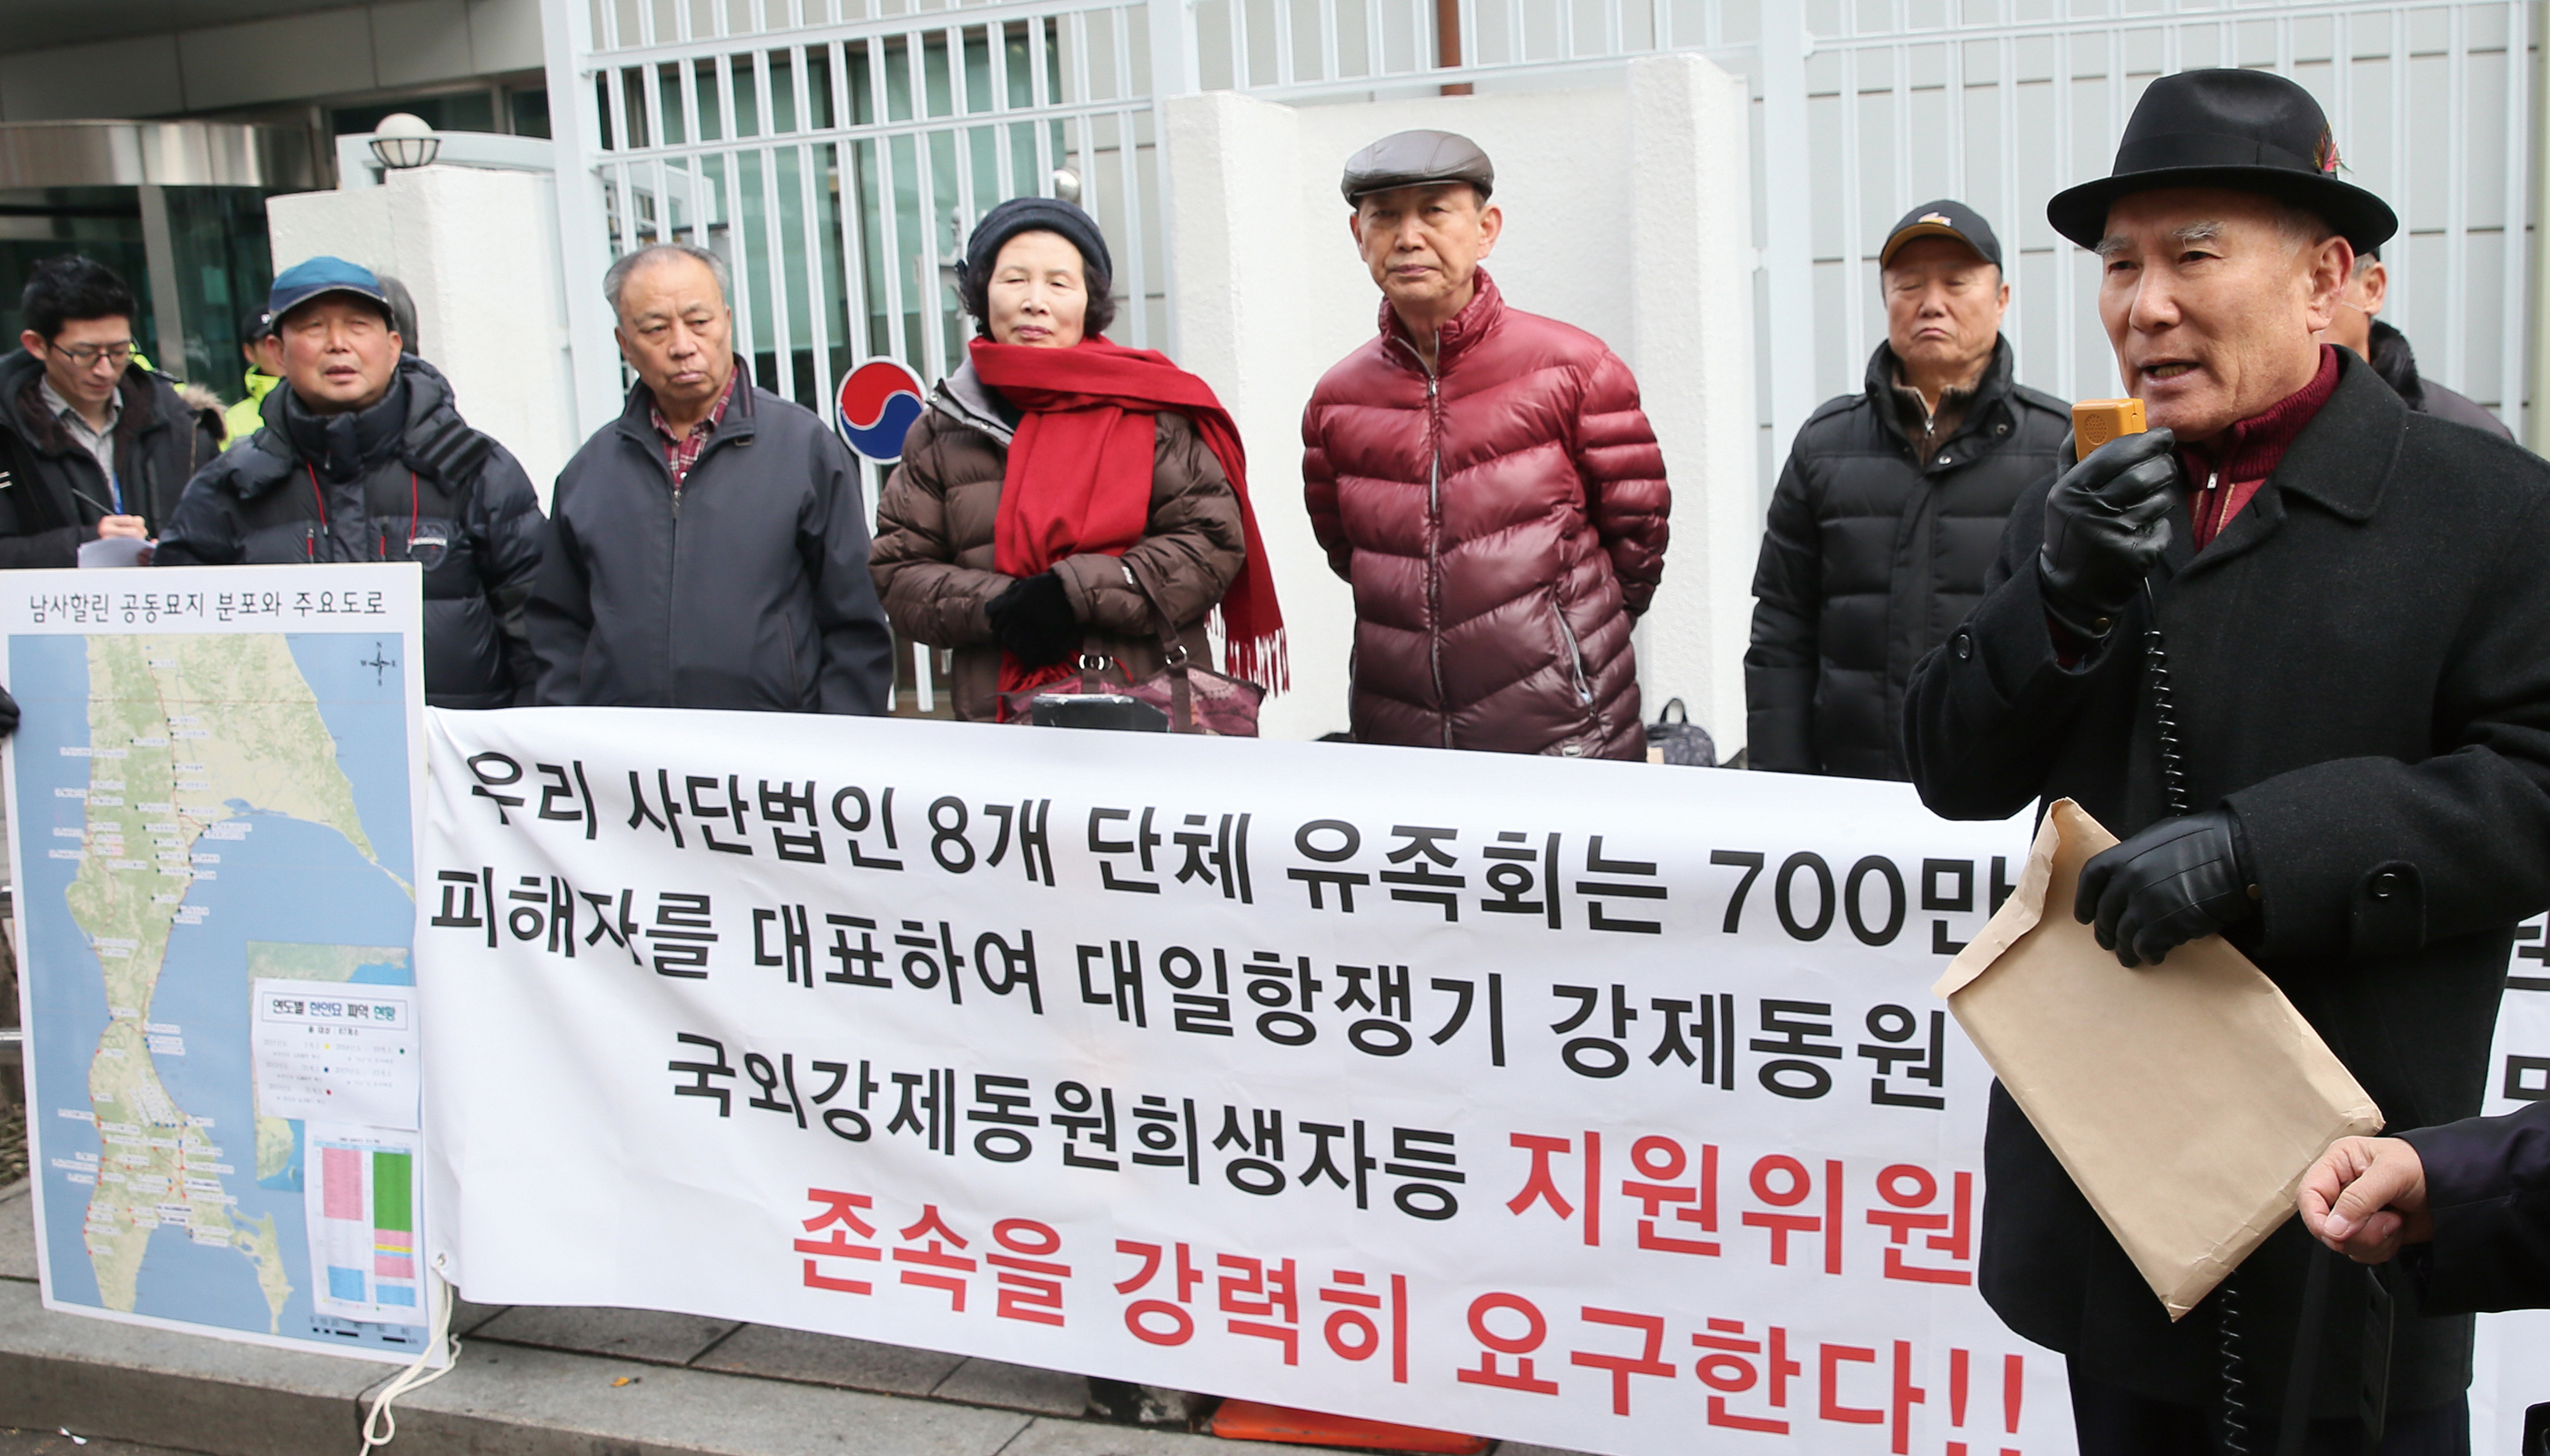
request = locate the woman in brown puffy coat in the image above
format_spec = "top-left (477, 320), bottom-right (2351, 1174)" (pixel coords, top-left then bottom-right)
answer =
top-left (870, 197), bottom-right (1284, 723)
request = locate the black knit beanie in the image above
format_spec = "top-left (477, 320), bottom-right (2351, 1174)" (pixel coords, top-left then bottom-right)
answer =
top-left (960, 197), bottom-right (1114, 310)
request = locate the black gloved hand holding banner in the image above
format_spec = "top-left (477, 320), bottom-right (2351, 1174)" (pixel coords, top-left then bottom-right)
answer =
top-left (2075, 806), bottom-right (2258, 967)
top-left (2039, 428), bottom-right (2179, 639)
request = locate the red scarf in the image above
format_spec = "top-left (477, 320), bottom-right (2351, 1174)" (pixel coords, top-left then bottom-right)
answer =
top-left (970, 335), bottom-right (1287, 698)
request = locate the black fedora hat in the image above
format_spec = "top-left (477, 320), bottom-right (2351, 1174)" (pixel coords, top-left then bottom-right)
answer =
top-left (2047, 68), bottom-right (2395, 252)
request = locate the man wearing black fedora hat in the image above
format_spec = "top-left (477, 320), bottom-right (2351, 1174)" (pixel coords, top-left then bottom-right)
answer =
top-left (1907, 66), bottom-right (2550, 1453)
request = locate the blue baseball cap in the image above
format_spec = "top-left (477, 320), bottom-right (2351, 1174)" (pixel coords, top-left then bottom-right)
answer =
top-left (269, 256), bottom-right (394, 324)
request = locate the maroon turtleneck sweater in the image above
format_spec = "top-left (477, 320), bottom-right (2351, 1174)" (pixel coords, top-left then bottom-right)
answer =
top-left (2177, 344), bottom-right (2343, 551)
top-left (2049, 346), bottom-right (2343, 664)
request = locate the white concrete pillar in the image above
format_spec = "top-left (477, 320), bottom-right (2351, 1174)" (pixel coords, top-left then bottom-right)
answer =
top-left (266, 164), bottom-right (582, 499)
top-left (263, 187), bottom-right (392, 280)
top-left (1161, 91), bottom-right (1346, 742)
top-left (1626, 53), bottom-right (1761, 758)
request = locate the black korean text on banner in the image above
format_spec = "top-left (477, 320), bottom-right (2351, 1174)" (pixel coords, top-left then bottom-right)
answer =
top-left (420, 713), bottom-right (2073, 1456)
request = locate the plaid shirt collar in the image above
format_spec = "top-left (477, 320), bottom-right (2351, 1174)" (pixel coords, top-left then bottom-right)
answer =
top-left (649, 369), bottom-right (740, 490)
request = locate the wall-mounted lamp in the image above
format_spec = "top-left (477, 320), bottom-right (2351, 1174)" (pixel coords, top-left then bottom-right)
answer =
top-left (369, 113), bottom-right (441, 169)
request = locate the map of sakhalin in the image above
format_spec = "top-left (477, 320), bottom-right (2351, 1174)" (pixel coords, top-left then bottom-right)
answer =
top-left (11, 568), bottom-right (427, 1362)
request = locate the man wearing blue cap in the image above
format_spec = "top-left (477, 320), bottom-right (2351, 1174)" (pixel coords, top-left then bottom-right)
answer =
top-left (157, 257), bottom-right (546, 709)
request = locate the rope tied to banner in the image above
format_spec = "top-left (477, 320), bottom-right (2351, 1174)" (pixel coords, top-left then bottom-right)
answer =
top-left (357, 1255), bottom-right (460, 1454)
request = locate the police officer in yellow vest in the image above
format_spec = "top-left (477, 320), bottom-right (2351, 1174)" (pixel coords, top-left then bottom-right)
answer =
top-left (221, 307), bottom-right (281, 446)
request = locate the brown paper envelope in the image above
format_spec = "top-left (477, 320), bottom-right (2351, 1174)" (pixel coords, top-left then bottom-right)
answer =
top-left (1931, 800), bottom-right (2383, 1319)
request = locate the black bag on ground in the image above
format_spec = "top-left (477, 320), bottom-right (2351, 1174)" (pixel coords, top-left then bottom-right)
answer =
top-left (1645, 697), bottom-right (1716, 766)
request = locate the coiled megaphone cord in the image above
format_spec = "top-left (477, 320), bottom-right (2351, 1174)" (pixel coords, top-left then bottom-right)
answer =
top-left (2140, 580), bottom-right (2190, 821)
top-left (2138, 574), bottom-right (2253, 1456)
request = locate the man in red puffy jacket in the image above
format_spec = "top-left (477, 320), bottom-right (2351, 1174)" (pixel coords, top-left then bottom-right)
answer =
top-left (1301, 130), bottom-right (1671, 758)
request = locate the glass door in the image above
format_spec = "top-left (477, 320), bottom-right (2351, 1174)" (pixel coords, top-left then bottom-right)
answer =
top-left (0, 187), bottom-right (158, 359)
top-left (156, 187), bottom-right (278, 398)
top-left (0, 185), bottom-right (277, 409)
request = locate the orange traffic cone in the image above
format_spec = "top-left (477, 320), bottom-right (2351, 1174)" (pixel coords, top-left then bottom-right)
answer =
top-left (1206, 1399), bottom-right (1491, 1453)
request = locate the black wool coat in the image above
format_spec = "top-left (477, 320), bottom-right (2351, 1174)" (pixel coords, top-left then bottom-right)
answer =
top-left (1746, 338), bottom-right (2069, 779)
top-left (1904, 349), bottom-right (2550, 1418)
top-left (529, 367), bottom-right (896, 715)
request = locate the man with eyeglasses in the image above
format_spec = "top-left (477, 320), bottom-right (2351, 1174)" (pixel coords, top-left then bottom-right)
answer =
top-left (0, 254), bottom-right (222, 568)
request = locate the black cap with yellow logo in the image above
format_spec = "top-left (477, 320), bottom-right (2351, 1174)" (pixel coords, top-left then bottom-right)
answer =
top-left (1879, 199), bottom-right (2002, 269)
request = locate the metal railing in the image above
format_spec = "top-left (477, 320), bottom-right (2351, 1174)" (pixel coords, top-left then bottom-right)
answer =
top-left (1780, 0), bottom-right (2534, 435)
top-left (578, 0), bottom-right (1169, 403)
top-left (555, 0), bottom-right (2540, 465)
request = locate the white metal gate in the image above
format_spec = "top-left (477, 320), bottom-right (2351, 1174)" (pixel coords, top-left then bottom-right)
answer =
top-left (1776, 0), bottom-right (2535, 447)
top-left (557, 0), bottom-right (1172, 408)
top-left (547, 0), bottom-right (2539, 470)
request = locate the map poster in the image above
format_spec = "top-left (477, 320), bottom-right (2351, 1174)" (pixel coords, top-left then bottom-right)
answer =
top-left (6, 563), bottom-right (435, 1363)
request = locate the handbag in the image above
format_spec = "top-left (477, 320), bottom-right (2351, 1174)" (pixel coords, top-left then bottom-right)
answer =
top-left (1644, 696), bottom-right (1716, 766)
top-left (999, 569), bottom-right (1264, 736)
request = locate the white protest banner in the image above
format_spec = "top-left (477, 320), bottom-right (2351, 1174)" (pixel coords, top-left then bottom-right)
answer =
top-left (2471, 928), bottom-right (2550, 1444)
top-left (423, 708), bottom-right (2076, 1455)
top-left (7, 564), bottom-right (436, 1362)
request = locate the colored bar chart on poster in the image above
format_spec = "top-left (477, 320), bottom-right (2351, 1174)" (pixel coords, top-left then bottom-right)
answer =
top-left (305, 1126), bottom-right (423, 1322)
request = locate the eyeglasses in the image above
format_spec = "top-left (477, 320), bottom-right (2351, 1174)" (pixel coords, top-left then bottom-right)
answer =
top-left (47, 341), bottom-right (135, 369)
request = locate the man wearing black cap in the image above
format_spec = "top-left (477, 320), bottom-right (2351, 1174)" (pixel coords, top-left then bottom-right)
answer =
top-left (1907, 67), bottom-right (2550, 1452)
top-left (223, 305), bottom-right (281, 447)
top-left (1746, 200), bottom-right (2068, 778)
top-left (1302, 129), bottom-right (1670, 758)
top-left (158, 256), bottom-right (547, 711)
top-left (2318, 245), bottom-right (2515, 440)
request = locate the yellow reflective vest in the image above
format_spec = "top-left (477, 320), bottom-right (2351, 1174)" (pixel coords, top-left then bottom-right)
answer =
top-left (222, 369), bottom-right (278, 446)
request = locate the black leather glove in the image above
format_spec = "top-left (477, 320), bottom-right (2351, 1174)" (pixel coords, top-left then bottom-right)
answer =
top-left (2074, 808), bottom-right (2256, 967)
top-left (2039, 428), bottom-right (2180, 639)
top-left (0, 683), bottom-right (17, 742)
top-left (986, 571), bottom-right (1080, 669)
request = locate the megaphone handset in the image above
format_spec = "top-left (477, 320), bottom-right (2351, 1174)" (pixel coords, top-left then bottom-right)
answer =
top-left (2058, 400), bottom-right (2191, 820)
top-left (2038, 404), bottom-right (2178, 641)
